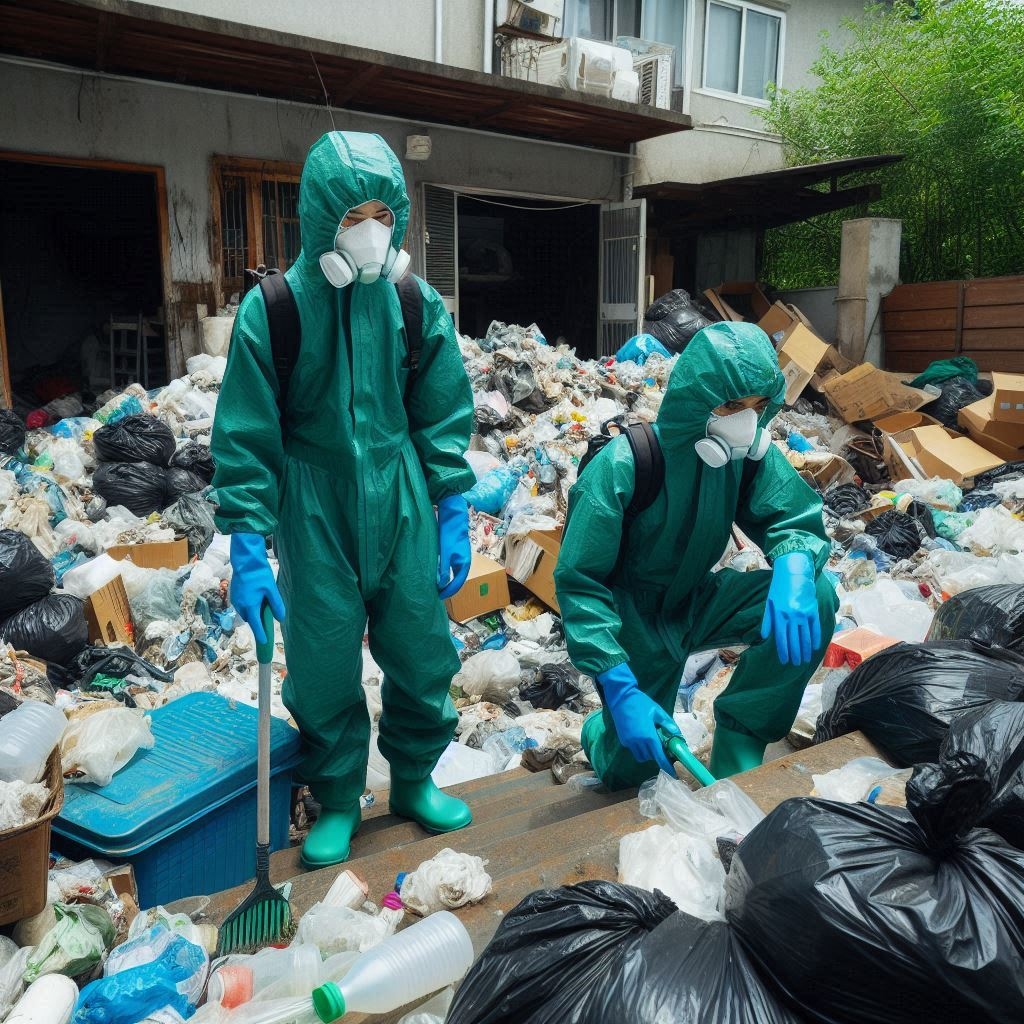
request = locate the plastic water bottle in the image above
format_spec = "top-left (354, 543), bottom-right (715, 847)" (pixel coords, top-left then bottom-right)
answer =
top-left (5, 974), bottom-right (78, 1024)
top-left (311, 911), bottom-right (473, 1020)
top-left (207, 944), bottom-right (323, 1008)
top-left (0, 701), bottom-right (66, 784)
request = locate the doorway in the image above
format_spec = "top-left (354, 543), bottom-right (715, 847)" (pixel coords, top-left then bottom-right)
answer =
top-left (456, 194), bottom-right (600, 358)
top-left (0, 155), bottom-right (167, 417)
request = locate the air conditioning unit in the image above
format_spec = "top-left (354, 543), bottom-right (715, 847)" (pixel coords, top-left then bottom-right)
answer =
top-left (536, 37), bottom-right (634, 98)
top-left (634, 53), bottom-right (672, 109)
top-left (499, 0), bottom-right (564, 39)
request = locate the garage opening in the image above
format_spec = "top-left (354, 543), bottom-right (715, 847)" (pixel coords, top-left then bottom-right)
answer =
top-left (0, 157), bottom-right (166, 418)
top-left (456, 194), bottom-right (600, 359)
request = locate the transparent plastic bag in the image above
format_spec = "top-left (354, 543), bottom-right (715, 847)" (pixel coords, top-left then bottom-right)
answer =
top-left (811, 757), bottom-right (908, 803)
top-left (24, 902), bottom-right (115, 983)
top-left (637, 774), bottom-right (765, 839)
top-left (0, 944), bottom-right (32, 1018)
top-left (60, 707), bottom-right (155, 786)
top-left (400, 849), bottom-right (493, 916)
top-left (957, 506), bottom-right (1024, 556)
top-left (291, 903), bottom-right (389, 955)
top-left (454, 649), bottom-right (521, 701)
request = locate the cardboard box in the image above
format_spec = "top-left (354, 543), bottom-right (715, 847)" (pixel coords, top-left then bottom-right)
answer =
top-left (0, 749), bottom-right (64, 926)
top-left (108, 539), bottom-right (190, 570)
top-left (958, 396), bottom-right (1024, 451)
top-left (757, 301), bottom-right (800, 344)
top-left (703, 281), bottom-right (772, 323)
top-left (797, 452), bottom-right (857, 491)
top-left (810, 346), bottom-right (857, 392)
top-left (505, 528), bottom-right (562, 613)
top-left (85, 575), bottom-right (134, 645)
top-left (872, 414), bottom-right (943, 483)
top-left (445, 553), bottom-right (511, 624)
top-left (909, 425), bottom-right (1005, 485)
top-left (777, 324), bottom-right (832, 406)
top-left (992, 372), bottom-right (1024, 424)
top-left (825, 627), bottom-right (901, 669)
top-left (823, 363), bottom-right (933, 424)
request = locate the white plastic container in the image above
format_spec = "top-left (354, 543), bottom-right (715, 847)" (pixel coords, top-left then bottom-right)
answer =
top-left (60, 553), bottom-right (121, 599)
top-left (208, 944), bottom-right (323, 1008)
top-left (312, 911), bottom-right (473, 1019)
top-left (0, 701), bottom-right (66, 784)
top-left (6, 974), bottom-right (78, 1024)
top-left (323, 870), bottom-right (370, 911)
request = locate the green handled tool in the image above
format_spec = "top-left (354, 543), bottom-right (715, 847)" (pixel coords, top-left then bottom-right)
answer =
top-left (218, 602), bottom-right (292, 954)
top-left (660, 727), bottom-right (717, 788)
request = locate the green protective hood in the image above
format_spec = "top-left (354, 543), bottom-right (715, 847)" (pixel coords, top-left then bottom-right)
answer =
top-left (655, 321), bottom-right (785, 447)
top-left (298, 131), bottom-right (411, 271)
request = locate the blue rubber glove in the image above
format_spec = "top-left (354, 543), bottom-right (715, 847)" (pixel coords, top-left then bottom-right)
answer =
top-left (229, 533), bottom-right (286, 646)
top-left (760, 551), bottom-right (821, 667)
top-left (615, 333), bottom-right (672, 366)
top-left (597, 663), bottom-right (679, 774)
top-left (437, 494), bottom-right (472, 600)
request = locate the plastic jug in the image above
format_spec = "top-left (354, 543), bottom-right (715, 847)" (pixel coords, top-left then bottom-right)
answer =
top-left (312, 911), bottom-right (473, 1019)
top-left (0, 700), bottom-right (66, 783)
top-left (6, 974), bottom-right (78, 1024)
top-left (208, 944), bottom-right (322, 1008)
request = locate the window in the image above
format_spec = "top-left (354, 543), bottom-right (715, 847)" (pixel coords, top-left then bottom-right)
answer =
top-left (213, 157), bottom-right (303, 302)
top-left (562, 0), bottom-right (640, 42)
top-left (703, 0), bottom-right (782, 102)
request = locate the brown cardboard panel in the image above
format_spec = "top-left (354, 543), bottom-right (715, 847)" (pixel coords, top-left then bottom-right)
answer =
top-left (703, 282), bottom-right (772, 323)
top-left (797, 452), bottom-right (857, 491)
top-left (777, 324), bottom-right (831, 406)
top-left (823, 363), bottom-right (932, 424)
top-left (959, 396), bottom-right (1024, 448)
top-left (85, 575), bottom-right (134, 645)
top-left (757, 301), bottom-right (798, 343)
top-left (909, 425), bottom-right (1005, 485)
top-left (505, 528), bottom-right (562, 613)
top-left (445, 554), bottom-right (511, 624)
top-left (108, 539), bottom-right (190, 570)
top-left (873, 411), bottom-right (943, 435)
top-left (992, 372), bottom-right (1024, 424)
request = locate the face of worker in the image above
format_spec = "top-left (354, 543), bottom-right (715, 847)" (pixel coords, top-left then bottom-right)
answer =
top-left (341, 200), bottom-right (395, 229)
top-left (712, 395), bottom-right (770, 418)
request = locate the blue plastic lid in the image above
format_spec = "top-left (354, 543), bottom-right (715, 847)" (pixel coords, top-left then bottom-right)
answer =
top-left (53, 693), bottom-right (301, 855)
top-left (395, 871), bottom-right (408, 892)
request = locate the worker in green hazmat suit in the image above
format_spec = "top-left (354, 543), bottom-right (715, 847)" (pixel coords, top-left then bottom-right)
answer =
top-left (555, 321), bottom-right (838, 786)
top-left (211, 132), bottom-right (477, 867)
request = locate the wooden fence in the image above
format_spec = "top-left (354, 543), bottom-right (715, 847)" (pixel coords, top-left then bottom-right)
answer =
top-left (883, 274), bottom-right (1024, 373)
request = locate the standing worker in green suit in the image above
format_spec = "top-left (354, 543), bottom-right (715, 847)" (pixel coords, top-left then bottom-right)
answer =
top-left (212, 131), bottom-right (476, 867)
top-left (555, 322), bottom-right (838, 786)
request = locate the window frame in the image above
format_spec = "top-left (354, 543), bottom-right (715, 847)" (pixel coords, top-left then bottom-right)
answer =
top-left (210, 155), bottom-right (303, 305)
top-left (700, 0), bottom-right (785, 107)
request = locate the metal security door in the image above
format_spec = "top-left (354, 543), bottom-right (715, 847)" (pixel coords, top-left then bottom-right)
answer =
top-left (422, 184), bottom-right (459, 326)
top-left (599, 199), bottom-right (646, 357)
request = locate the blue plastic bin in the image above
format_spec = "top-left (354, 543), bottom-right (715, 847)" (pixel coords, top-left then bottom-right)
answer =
top-left (53, 692), bottom-right (302, 907)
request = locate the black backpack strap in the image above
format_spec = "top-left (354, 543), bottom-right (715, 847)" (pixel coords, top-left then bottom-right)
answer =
top-left (395, 274), bottom-right (424, 397)
top-left (624, 421), bottom-right (665, 519)
top-left (259, 274), bottom-right (301, 420)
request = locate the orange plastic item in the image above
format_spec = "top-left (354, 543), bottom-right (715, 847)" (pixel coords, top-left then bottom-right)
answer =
top-left (826, 627), bottom-right (901, 669)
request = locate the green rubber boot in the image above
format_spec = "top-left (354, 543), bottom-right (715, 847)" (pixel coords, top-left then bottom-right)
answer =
top-left (389, 777), bottom-right (472, 834)
top-left (709, 726), bottom-right (767, 779)
top-left (300, 803), bottom-right (362, 869)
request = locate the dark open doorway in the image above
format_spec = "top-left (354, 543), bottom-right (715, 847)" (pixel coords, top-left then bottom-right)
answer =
top-left (0, 156), bottom-right (166, 418)
top-left (457, 194), bottom-right (600, 359)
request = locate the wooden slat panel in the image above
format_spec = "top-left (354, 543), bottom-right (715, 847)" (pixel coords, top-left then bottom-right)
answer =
top-left (961, 327), bottom-right (1024, 349)
top-left (965, 277), bottom-right (1024, 306)
top-left (886, 352), bottom-right (933, 373)
top-left (884, 329), bottom-right (956, 352)
top-left (883, 308), bottom-right (957, 331)
top-left (963, 350), bottom-right (1024, 373)
top-left (963, 304), bottom-right (1024, 329)
top-left (882, 281), bottom-right (959, 312)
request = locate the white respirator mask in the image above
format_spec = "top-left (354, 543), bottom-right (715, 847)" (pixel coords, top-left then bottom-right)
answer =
top-left (318, 215), bottom-right (411, 288)
top-left (694, 407), bottom-right (772, 468)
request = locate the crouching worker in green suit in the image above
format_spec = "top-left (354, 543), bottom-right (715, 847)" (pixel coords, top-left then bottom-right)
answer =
top-left (554, 322), bottom-right (838, 786)
top-left (211, 131), bottom-right (477, 867)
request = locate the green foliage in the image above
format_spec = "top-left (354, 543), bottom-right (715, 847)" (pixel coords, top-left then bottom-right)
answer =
top-left (759, 0), bottom-right (1024, 288)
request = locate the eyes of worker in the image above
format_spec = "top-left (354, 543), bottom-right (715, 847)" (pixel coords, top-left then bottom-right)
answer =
top-left (715, 396), bottom-right (770, 416)
top-left (341, 201), bottom-right (394, 229)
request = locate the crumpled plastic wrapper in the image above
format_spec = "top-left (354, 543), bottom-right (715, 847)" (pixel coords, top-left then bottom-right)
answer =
top-left (400, 849), bottom-right (493, 916)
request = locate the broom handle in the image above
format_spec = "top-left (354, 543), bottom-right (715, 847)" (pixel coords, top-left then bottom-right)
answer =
top-left (257, 602), bottom-right (274, 849)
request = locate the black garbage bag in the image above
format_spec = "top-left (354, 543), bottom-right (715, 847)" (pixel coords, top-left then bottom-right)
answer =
top-left (0, 529), bottom-right (55, 618)
top-left (93, 461), bottom-right (168, 518)
top-left (168, 442), bottom-right (215, 483)
top-left (974, 461), bottom-right (1024, 490)
top-left (922, 376), bottom-right (990, 429)
top-left (865, 509), bottom-right (924, 559)
top-left (0, 409), bottom-right (26, 454)
top-left (904, 498), bottom-right (937, 538)
top-left (162, 493), bottom-right (216, 557)
top-left (446, 881), bottom-right (675, 1024)
top-left (164, 468), bottom-right (208, 504)
top-left (908, 701), bottom-right (1024, 850)
top-left (93, 415), bottom-right (176, 466)
top-left (927, 585), bottom-right (1024, 651)
top-left (1, 594), bottom-right (88, 666)
top-left (642, 289), bottom-right (715, 353)
top-left (725, 792), bottom-right (1024, 1024)
top-left (814, 640), bottom-right (1024, 767)
top-left (47, 644), bottom-right (174, 693)
top-left (520, 663), bottom-right (582, 710)
top-left (959, 488), bottom-right (1004, 512)
top-left (821, 482), bottom-right (872, 517)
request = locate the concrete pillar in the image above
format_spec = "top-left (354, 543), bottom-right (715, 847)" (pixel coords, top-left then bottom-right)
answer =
top-left (835, 218), bottom-right (902, 365)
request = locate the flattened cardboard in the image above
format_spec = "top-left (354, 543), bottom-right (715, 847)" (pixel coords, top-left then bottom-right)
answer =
top-left (873, 411), bottom-right (943, 436)
top-left (777, 324), bottom-right (831, 406)
top-left (85, 575), bottom-right (134, 645)
top-left (108, 539), bottom-right (190, 570)
top-left (823, 363), bottom-right (932, 424)
top-left (445, 553), bottom-right (511, 624)
top-left (505, 528), bottom-right (562, 613)
top-left (992, 372), bottom-right (1024, 424)
top-left (797, 452), bottom-right (857, 491)
top-left (909, 425), bottom-right (1004, 486)
top-left (703, 281), bottom-right (772, 323)
top-left (958, 396), bottom-right (1024, 450)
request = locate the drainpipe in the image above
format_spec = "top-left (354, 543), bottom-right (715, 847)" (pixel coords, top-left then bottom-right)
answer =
top-left (483, 0), bottom-right (494, 74)
top-left (435, 0), bottom-right (444, 63)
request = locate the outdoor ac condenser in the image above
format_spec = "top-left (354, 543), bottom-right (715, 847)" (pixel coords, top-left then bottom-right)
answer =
top-left (536, 38), bottom-right (634, 98)
top-left (634, 53), bottom-right (672, 109)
